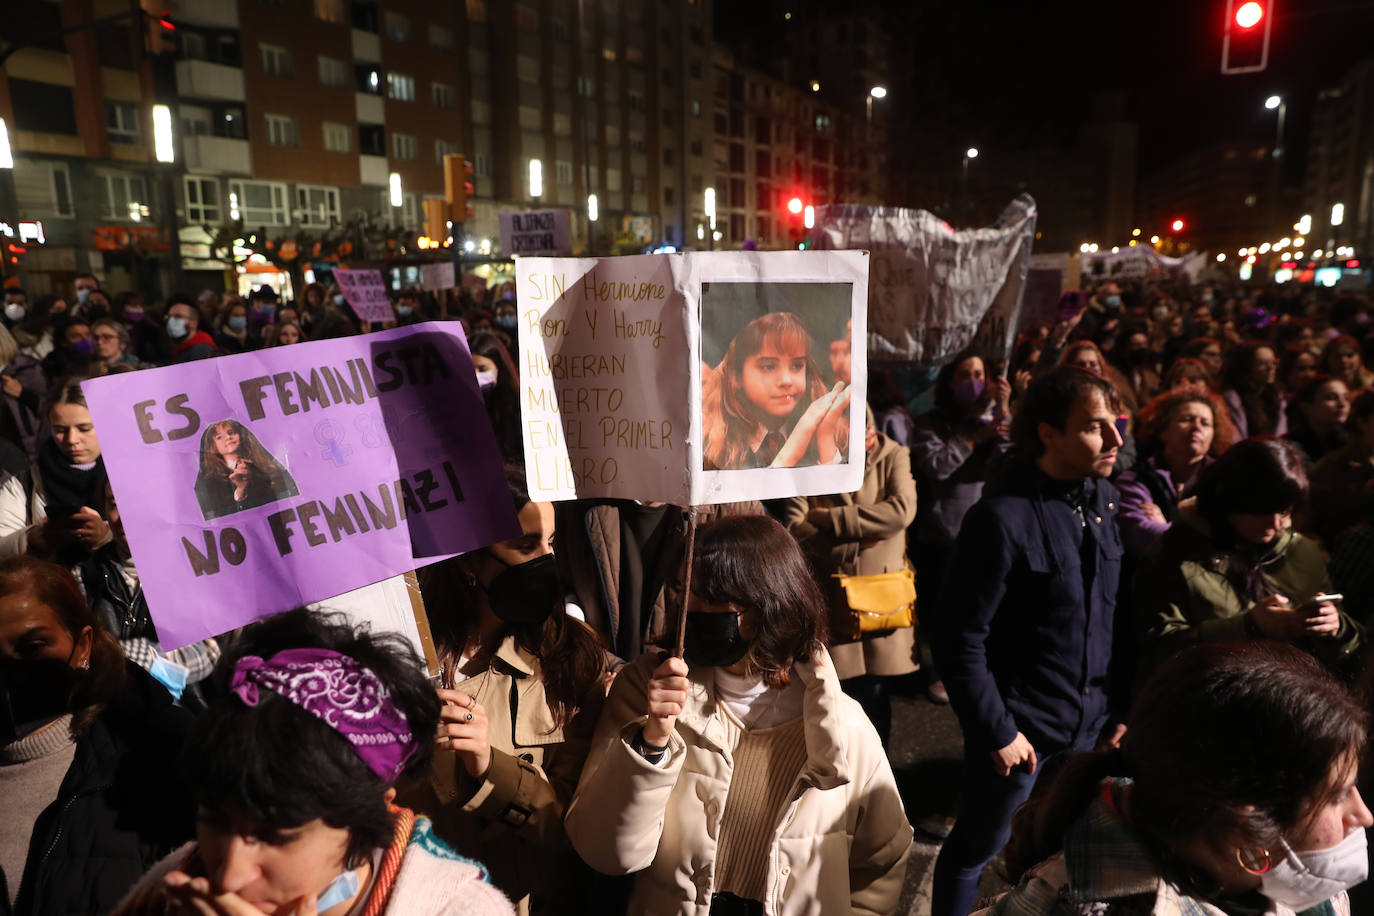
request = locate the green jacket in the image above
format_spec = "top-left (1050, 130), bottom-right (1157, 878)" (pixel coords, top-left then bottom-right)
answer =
top-left (1133, 504), bottom-right (1364, 685)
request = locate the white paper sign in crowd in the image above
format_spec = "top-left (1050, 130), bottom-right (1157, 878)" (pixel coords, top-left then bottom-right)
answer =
top-left (517, 250), bottom-right (869, 506)
top-left (811, 195), bottom-right (1038, 366)
top-left (420, 261), bottom-right (456, 292)
top-left (335, 268), bottom-right (396, 323)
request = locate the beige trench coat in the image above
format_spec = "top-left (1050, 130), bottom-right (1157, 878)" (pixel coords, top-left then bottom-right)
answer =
top-left (565, 648), bottom-right (913, 916)
top-left (397, 635), bottom-right (600, 914)
top-left (782, 433), bottom-right (919, 679)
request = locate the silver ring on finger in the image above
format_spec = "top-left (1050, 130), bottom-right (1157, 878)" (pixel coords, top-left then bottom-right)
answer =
top-left (465, 711), bottom-right (473, 722)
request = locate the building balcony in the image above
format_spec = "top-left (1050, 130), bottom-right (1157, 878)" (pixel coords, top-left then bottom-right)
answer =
top-left (169, 0), bottom-right (239, 27)
top-left (356, 93), bottom-right (384, 124)
top-left (175, 60), bottom-right (245, 102)
top-left (183, 136), bottom-right (252, 175)
top-left (359, 155), bottom-right (389, 187)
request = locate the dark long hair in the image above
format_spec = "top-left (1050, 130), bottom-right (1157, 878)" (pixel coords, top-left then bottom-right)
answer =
top-left (690, 514), bottom-right (828, 688)
top-left (469, 330), bottom-right (523, 461)
top-left (1194, 437), bottom-right (1307, 548)
top-left (1004, 641), bottom-right (1367, 897)
top-left (183, 609), bottom-right (440, 868)
top-left (418, 464), bottom-right (605, 730)
top-left (931, 350), bottom-right (985, 417)
top-left (0, 556), bottom-right (126, 735)
top-left (704, 312), bottom-right (828, 470)
top-left (1221, 341), bottom-right (1283, 436)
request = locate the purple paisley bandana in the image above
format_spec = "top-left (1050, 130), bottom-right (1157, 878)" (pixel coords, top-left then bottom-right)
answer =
top-left (230, 648), bottom-right (416, 782)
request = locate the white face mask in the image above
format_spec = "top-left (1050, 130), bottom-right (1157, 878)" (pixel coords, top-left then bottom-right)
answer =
top-left (1260, 829), bottom-right (1368, 911)
top-left (3, 303), bottom-right (25, 322)
top-left (476, 369), bottom-right (498, 390)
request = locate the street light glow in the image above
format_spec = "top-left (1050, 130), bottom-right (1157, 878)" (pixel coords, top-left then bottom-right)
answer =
top-left (1259, 242), bottom-right (1271, 253)
top-left (1080, 243), bottom-right (1091, 253)
top-left (1150, 235), bottom-right (1160, 244)
top-left (0, 118), bottom-right (13, 169)
top-left (1217, 253), bottom-right (1227, 262)
top-left (388, 172), bottom-right (402, 208)
top-left (1293, 236), bottom-right (1305, 247)
top-left (803, 205), bottom-right (815, 229)
top-left (152, 104), bottom-right (175, 163)
top-left (704, 187), bottom-right (716, 229)
top-left (1332, 203), bottom-right (1345, 226)
top-left (1132, 228), bottom-right (1141, 237)
top-left (966, 147), bottom-right (979, 159)
top-left (1297, 214), bottom-right (1312, 235)
top-left (1265, 95), bottom-right (1282, 110)
top-left (529, 159), bottom-right (543, 198)
top-left (810, 80), bottom-right (820, 93)
top-left (587, 193), bottom-right (598, 222)
top-left (869, 86), bottom-right (887, 99)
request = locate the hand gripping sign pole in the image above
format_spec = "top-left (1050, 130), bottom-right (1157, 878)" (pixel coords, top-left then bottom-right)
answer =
top-left (673, 506), bottom-right (699, 657)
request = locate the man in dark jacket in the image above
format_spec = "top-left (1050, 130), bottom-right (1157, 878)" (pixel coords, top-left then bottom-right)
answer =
top-left (930, 366), bottom-right (1125, 916)
top-left (166, 297), bottom-right (216, 363)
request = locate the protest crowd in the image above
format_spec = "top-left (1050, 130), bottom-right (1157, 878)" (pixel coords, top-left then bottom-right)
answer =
top-left (2, 268), bottom-right (1374, 916)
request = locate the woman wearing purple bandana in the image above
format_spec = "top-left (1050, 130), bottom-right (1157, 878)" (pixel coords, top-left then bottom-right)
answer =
top-left (397, 464), bottom-right (606, 915)
top-left (113, 609), bottom-right (513, 916)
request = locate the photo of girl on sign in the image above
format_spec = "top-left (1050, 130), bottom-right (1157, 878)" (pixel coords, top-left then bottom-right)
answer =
top-left (194, 419), bottom-right (300, 520)
top-left (702, 282), bottom-right (853, 471)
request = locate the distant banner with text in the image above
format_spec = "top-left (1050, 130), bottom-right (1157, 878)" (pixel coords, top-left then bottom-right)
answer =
top-left (812, 195), bottom-right (1037, 367)
top-left (518, 250), bottom-right (868, 505)
top-left (499, 209), bottom-right (572, 256)
top-left (82, 324), bottom-right (518, 649)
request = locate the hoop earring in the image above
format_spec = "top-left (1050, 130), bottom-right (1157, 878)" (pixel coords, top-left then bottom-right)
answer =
top-left (1235, 846), bottom-right (1271, 875)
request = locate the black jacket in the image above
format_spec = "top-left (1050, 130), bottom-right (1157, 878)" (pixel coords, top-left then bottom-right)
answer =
top-left (932, 457), bottom-right (1124, 754)
top-left (2, 663), bottom-right (194, 916)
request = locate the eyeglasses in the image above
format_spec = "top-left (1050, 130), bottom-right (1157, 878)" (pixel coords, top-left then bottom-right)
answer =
top-left (93, 333), bottom-right (119, 342)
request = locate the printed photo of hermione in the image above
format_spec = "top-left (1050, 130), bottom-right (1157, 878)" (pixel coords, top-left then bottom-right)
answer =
top-left (701, 287), bottom-right (852, 471)
top-left (194, 419), bottom-right (300, 520)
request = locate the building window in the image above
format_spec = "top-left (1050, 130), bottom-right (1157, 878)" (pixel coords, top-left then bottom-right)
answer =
top-left (690, 99), bottom-right (701, 117)
top-left (602, 47), bottom-right (617, 62)
top-left (466, 0), bottom-right (488, 22)
top-left (222, 107), bottom-right (247, 139)
top-left (258, 43), bottom-right (293, 77)
top-left (181, 107), bottom-right (211, 136)
top-left (664, 186), bottom-right (675, 206)
top-left (383, 11), bottom-right (410, 41)
top-left (689, 139), bottom-right (703, 156)
top-left (474, 154), bottom-right (491, 178)
top-left (264, 113), bottom-right (298, 147)
top-left (553, 113), bottom-right (572, 136)
top-left (428, 24), bottom-right (453, 48)
top-left (631, 175), bottom-right (645, 194)
top-left (516, 55), bottom-right (539, 83)
top-left (386, 72), bottom-right (415, 101)
top-left (435, 139), bottom-right (458, 163)
top-left (184, 177), bottom-right (221, 223)
top-left (296, 185), bottom-right (340, 226)
top-left (105, 101), bottom-right (139, 144)
top-left (627, 92), bottom-right (644, 111)
top-left (358, 124), bottom-right (385, 156)
top-left (13, 160), bottom-right (75, 218)
top-left (99, 173), bottom-right (151, 221)
top-left (431, 82), bottom-right (456, 108)
top-left (229, 180), bottom-right (290, 225)
top-left (312, 0), bottom-right (346, 24)
top-left (356, 64), bottom-right (381, 94)
top-left (322, 121), bottom-right (351, 153)
top-left (555, 160), bottom-right (573, 186)
top-left (392, 132), bottom-right (418, 160)
top-left (317, 55), bottom-right (349, 88)
top-left (518, 106), bottom-right (540, 129)
top-left (577, 75), bottom-right (595, 97)
top-left (606, 169), bottom-right (622, 192)
top-left (663, 148), bottom-right (674, 166)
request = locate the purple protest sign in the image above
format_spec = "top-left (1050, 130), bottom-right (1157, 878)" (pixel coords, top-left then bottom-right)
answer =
top-left (336, 268), bottom-right (396, 323)
top-left (82, 323), bottom-right (519, 649)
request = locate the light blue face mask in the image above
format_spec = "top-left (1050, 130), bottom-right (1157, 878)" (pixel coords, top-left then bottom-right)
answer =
top-left (227, 315), bottom-right (247, 332)
top-left (396, 305), bottom-right (414, 318)
top-left (333, 294), bottom-right (347, 306)
top-left (315, 867), bottom-right (361, 911)
top-left (166, 316), bottom-right (188, 339)
top-left (147, 656), bottom-right (189, 700)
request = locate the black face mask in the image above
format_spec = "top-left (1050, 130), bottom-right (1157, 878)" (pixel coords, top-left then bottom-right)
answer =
top-left (682, 612), bottom-right (750, 669)
top-left (0, 654), bottom-right (83, 745)
top-left (482, 552), bottom-right (561, 626)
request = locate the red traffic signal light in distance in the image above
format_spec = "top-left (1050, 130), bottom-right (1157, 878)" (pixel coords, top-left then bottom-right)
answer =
top-left (1171, 218), bottom-right (1185, 233)
top-left (1222, 0), bottom-right (1272, 74)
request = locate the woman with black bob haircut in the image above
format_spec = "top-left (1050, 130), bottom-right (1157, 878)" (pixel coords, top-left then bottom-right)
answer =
top-left (397, 463), bottom-right (606, 914)
top-left (113, 608), bottom-right (514, 916)
top-left (980, 641), bottom-right (1371, 915)
top-left (567, 514), bottom-right (913, 915)
top-left (1133, 438), bottom-right (1364, 687)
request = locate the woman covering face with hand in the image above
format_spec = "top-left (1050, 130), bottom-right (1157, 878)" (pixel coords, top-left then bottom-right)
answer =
top-left (397, 465), bottom-right (605, 915)
top-left (112, 609), bottom-right (514, 916)
top-left (566, 515), bottom-right (912, 916)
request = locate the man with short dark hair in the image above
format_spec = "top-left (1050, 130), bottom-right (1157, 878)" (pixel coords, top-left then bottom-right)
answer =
top-left (931, 366), bottom-right (1126, 916)
top-left (166, 296), bottom-right (216, 363)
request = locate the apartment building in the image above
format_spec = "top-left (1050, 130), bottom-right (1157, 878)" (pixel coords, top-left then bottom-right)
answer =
top-left (1, 0), bottom-right (890, 298)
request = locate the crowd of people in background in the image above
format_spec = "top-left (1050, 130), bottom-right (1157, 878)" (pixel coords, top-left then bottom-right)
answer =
top-left (1, 267), bottom-right (1373, 916)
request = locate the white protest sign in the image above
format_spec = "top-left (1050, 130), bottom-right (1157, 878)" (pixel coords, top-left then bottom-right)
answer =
top-left (335, 268), bottom-right (396, 323)
top-left (499, 209), bottom-right (572, 256)
top-left (420, 261), bottom-right (455, 292)
top-left (518, 250), bottom-right (867, 506)
top-left (812, 195), bottom-right (1037, 366)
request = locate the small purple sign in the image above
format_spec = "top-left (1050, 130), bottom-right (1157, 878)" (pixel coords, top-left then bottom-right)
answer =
top-left (336, 268), bottom-right (396, 323)
top-left (82, 323), bottom-right (519, 649)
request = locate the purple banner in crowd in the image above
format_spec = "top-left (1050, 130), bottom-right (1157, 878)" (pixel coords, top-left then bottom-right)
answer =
top-left (82, 323), bottom-right (519, 649)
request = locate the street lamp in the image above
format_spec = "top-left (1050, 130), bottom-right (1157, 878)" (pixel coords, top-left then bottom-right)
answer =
top-left (388, 172), bottom-right (403, 208)
top-left (529, 159), bottom-right (543, 199)
top-left (704, 187), bottom-right (716, 250)
top-left (587, 193), bottom-right (598, 222)
top-left (966, 147), bottom-right (979, 160)
top-left (866, 86), bottom-right (886, 142)
top-left (1332, 202), bottom-right (1345, 227)
top-left (961, 147), bottom-right (980, 222)
top-left (152, 104), bottom-right (174, 163)
top-left (1263, 95), bottom-right (1286, 236)
top-left (0, 118), bottom-right (13, 169)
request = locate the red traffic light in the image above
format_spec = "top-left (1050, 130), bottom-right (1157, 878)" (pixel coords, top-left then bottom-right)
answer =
top-left (1170, 218), bottom-right (1185, 232)
top-left (1235, 1), bottom-right (1263, 28)
top-left (787, 197), bottom-right (804, 214)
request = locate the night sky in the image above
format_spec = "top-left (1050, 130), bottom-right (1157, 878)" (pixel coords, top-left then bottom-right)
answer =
top-left (719, 0), bottom-right (1374, 186)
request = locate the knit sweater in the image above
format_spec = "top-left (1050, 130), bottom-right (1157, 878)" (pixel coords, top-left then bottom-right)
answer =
top-left (0, 714), bottom-right (76, 905)
top-left (713, 707), bottom-right (808, 903)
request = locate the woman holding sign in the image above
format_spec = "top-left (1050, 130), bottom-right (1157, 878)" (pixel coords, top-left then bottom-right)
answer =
top-left (703, 312), bottom-right (850, 471)
top-left (397, 464), bottom-right (606, 915)
top-left (566, 515), bottom-right (912, 916)
top-left (193, 419), bottom-right (300, 521)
